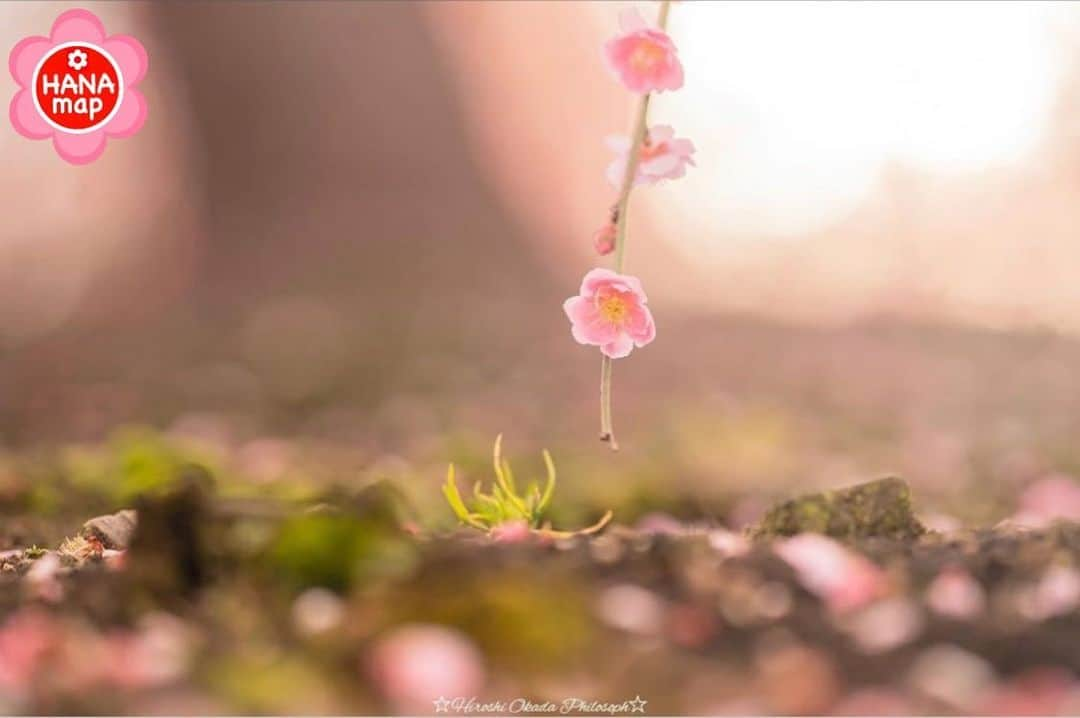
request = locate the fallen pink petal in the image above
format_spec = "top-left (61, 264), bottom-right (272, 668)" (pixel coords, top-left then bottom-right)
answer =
top-left (775, 533), bottom-right (888, 613)
top-left (926, 565), bottom-right (986, 620)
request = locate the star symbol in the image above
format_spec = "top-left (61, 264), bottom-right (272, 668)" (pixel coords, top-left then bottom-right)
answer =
top-left (433, 696), bottom-right (451, 713)
top-left (628, 695), bottom-right (648, 713)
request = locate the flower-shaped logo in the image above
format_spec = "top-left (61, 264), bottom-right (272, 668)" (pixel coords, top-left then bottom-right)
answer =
top-left (66, 48), bottom-right (88, 72)
top-left (9, 9), bottom-right (148, 164)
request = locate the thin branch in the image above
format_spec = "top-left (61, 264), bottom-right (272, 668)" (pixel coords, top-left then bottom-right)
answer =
top-left (600, 0), bottom-right (672, 449)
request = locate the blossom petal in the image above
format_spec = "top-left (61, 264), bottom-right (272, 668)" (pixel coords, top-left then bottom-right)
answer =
top-left (641, 153), bottom-right (682, 177)
top-left (580, 268), bottom-right (622, 297)
top-left (648, 125), bottom-right (674, 143)
top-left (564, 296), bottom-right (618, 346)
top-left (53, 131), bottom-right (107, 165)
top-left (628, 305), bottom-right (656, 346)
top-left (660, 57), bottom-right (684, 91)
top-left (50, 9), bottom-right (106, 45)
top-left (670, 138), bottom-right (696, 156)
top-left (601, 334), bottom-right (634, 359)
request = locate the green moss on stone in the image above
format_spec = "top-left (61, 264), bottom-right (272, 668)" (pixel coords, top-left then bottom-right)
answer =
top-left (750, 476), bottom-right (925, 542)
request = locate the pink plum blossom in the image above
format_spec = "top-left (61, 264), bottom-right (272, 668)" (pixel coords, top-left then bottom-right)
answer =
top-left (606, 125), bottom-right (696, 188)
top-left (564, 268), bottom-right (656, 359)
top-left (1013, 475), bottom-right (1080, 527)
top-left (367, 624), bottom-right (485, 714)
top-left (603, 8), bottom-right (683, 94)
top-left (593, 223), bottom-right (616, 256)
top-left (8, 9), bottom-right (148, 164)
top-left (774, 533), bottom-right (888, 613)
top-left (926, 565), bottom-right (986, 620)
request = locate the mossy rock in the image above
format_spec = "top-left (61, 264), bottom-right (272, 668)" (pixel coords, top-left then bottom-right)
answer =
top-left (749, 476), bottom-right (926, 542)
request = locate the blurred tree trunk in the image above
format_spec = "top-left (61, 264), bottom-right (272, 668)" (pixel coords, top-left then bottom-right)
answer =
top-left (4, 1), bottom-right (566, 441)
top-left (148, 0), bottom-right (557, 327)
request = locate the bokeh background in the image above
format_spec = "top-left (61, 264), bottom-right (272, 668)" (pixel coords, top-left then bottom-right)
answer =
top-left (6, 0), bottom-right (1080, 526)
top-left (9, 3), bottom-right (1080, 716)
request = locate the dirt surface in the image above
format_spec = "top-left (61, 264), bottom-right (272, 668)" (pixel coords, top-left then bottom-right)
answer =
top-left (0, 474), bottom-right (1078, 715)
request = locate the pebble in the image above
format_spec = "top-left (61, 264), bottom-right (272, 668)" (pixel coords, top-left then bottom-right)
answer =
top-left (81, 510), bottom-right (138, 550)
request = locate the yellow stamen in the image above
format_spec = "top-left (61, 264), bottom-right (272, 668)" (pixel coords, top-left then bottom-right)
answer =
top-left (628, 40), bottom-right (664, 72)
top-left (599, 295), bottom-right (628, 324)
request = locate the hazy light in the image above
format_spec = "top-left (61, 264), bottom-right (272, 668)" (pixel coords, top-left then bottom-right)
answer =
top-left (654, 1), bottom-right (1067, 240)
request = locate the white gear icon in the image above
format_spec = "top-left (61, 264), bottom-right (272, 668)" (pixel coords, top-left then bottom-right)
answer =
top-left (67, 49), bottom-right (88, 71)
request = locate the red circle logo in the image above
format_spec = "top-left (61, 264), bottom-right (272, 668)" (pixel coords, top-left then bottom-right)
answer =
top-left (32, 43), bottom-right (123, 133)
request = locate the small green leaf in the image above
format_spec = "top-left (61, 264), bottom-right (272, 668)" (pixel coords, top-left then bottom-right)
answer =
top-left (536, 449), bottom-right (557, 515)
top-left (492, 436), bottom-right (529, 516)
top-left (443, 465), bottom-right (486, 529)
top-left (501, 459), bottom-right (517, 495)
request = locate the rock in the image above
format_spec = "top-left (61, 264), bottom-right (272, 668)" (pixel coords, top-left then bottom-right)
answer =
top-left (82, 509), bottom-right (138, 549)
top-left (129, 473), bottom-right (211, 598)
top-left (749, 476), bottom-right (926, 542)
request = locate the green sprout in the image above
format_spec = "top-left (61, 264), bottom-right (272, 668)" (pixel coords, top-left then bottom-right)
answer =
top-left (443, 435), bottom-right (612, 538)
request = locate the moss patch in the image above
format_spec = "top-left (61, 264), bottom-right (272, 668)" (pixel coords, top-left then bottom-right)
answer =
top-left (750, 476), bottom-right (926, 542)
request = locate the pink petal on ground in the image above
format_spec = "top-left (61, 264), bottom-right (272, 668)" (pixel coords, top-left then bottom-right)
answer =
top-left (8, 36), bottom-right (50, 86)
top-left (0, 609), bottom-right (56, 693)
top-left (367, 624), bottom-right (485, 714)
top-left (926, 566), bottom-right (985, 620)
top-left (1015, 475), bottom-right (1080, 526)
top-left (53, 131), bottom-right (107, 165)
top-left (596, 583), bottom-right (665, 635)
top-left (978, 667), bottom-right (1076, 716)
top-left (845, 598), bottom-right (924, 654)
top-left (102, 35), bottom-right (148, 86)
top-left (50, 9), bottom-right (106, 44)
top-left (9, 90), bottom-right (51, 139)
top-left (775, 533), bottom-right (888, 613)
top-left (24, 553), bottom-right (64, 603)
top-left (636, 512), bottom-right (686, 536)
top-left (707, 528), bottom-right (750, 558)
top-left (490, 520), bottom-right (531, 543)
top-left (1018, 565), bottom-right (1080, 621)
top-left (105, 88), bottom-right (147, 137)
